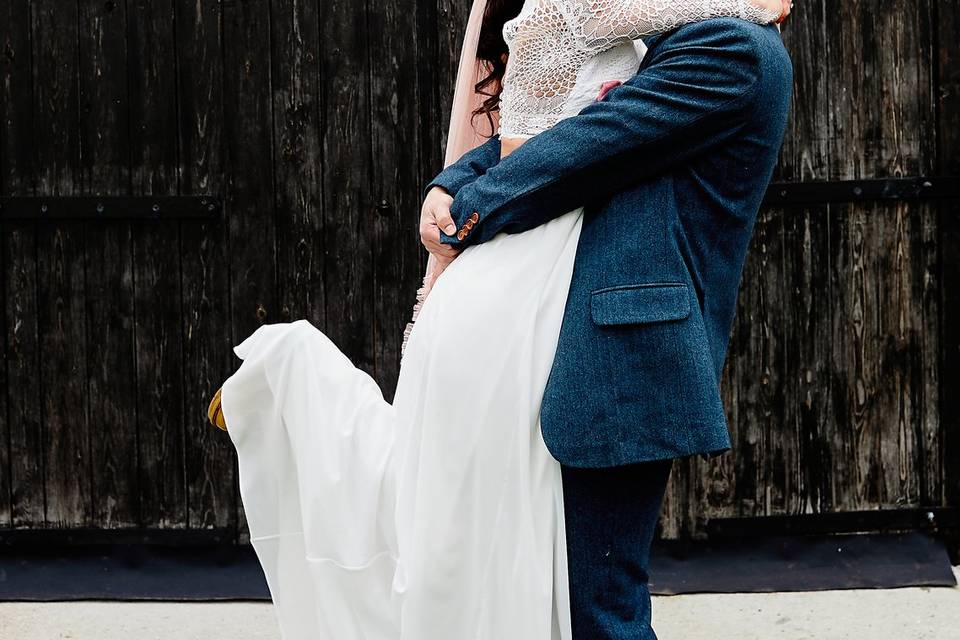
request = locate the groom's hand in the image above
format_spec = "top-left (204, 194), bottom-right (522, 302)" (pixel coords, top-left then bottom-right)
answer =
top-left (420, 186), bottom-right (461, 261)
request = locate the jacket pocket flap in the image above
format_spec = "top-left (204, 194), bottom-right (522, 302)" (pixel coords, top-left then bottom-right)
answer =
top-left (590, 283), bottom-right (691, 326)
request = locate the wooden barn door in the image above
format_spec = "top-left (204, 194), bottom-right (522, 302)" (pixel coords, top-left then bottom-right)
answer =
top-left (1, 0), bottom-right (957, 542)
top-left (0, 0), bottom-right (446, 536)
top-left (660, 0), bottom-right (959, 538)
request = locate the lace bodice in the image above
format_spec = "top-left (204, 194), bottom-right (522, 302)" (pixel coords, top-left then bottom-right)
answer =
top-left (499, 0), bottom-right (779, 138)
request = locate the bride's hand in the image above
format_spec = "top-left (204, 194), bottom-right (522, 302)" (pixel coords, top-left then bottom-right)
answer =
top-left (776, 0), bottom-right (792, 23)
top-left (749, 0), bottom-right (790, 21)
top-left (424, 253), bottom-right (455, 293)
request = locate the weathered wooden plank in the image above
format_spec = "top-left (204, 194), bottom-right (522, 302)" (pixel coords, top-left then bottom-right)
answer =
top-left (0, 228), bottom-right (12, 527)
top-left (220, 0), bottom-right (276, 537)
top-left (885, 0), bottom-right (940, 508)
top-left (771, 1), bottom-right (835, 517)
top-left (662, 1), bottom-right (943, 537)
top-left (0, 0), bottom-right (34, 190)
top-left (727, 206), bottom-right (787, 519)
top-left (369, 0), bottom-right (425, 396)
top-left (82, 222), bottom-right (138, 526)
top-left (658, 455), bottom-right (691, 539)
top-left (828, 201), bottom-right (939, 509)
top-left (1, 0), bottom-right (40, 528)
top-left (77, 0), bottom-right (139, 528)
top-left (937, 0), bottom-right (960, 510)
top-left (826, 0), bottom-right (938, 510)
top-left (915, 202), bottom-right (940, 506)
top-left (271, 0), bottom-right (324, 325)
top-left (414, 2), bottom-right (443, 192)
top-left (777, 0), bottom-right (831, 180)
top-left (320, 0), bottom-right (374, 375)
top-left (127, 0), bottom-right (185, 529)
top-left (36, 220), bottom-right (90, 528)
top-left (0, 228), bottom-right (9, 525)
top-left (780, 206), bottom-right (834, 514)
top-left (175, 0), bottom-right (234, 531)
top-left (4, 227), bottom-right (45, 529)
top-left (433, 0), bottom-right (473, 159)
top-left (32, 0), bottom-right (91, 528)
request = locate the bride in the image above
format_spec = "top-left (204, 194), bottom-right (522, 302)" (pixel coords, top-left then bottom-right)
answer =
top-left (207, 1), bottom-right (787, 638)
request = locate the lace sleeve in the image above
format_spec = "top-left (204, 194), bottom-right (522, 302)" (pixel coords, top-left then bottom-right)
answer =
top-left (569, 0), bottom-right (780, 52)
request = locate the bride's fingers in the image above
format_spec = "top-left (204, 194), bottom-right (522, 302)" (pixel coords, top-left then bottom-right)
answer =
top-left (777, 0), bottom-right (792, 22)
top-left (425, 269), bottom-right (440, 293)
top-left (434, 253), bottom-right (457, 279)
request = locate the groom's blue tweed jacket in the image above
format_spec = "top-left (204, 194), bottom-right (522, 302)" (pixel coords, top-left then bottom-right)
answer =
top-left (427, 19), bottom-right (792, 468)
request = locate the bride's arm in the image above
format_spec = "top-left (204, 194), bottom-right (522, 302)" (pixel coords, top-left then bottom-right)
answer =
top-left (437, 19), bottom-right (791, 249)
top-left (569, 0), bottom-right (782, 51)
top-left (425, 1), bottom-right (784, 193)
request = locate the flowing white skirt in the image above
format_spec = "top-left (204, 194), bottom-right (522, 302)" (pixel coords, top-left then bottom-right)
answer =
top-left (221, 207), bottom-right (584, 640)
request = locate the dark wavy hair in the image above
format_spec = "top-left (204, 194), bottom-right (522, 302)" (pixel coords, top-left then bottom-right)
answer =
top-left (473, 0), bottom-right (524, 133)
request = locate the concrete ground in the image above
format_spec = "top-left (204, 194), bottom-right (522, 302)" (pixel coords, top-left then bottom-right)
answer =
top-left (2, 567), bottom-right (957, 640)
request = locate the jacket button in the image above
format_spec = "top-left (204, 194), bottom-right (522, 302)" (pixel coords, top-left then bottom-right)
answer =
top-left (469, 212), bottom-right (480, 223)
top-left (457, 229), bottom-right (467, 241)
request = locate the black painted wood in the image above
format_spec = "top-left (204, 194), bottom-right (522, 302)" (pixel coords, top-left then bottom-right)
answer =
top-left (937, 1), bottom-right (960, 512)
top-left (0, 197), bottom-right (221, 220)
top-left (764, 177), bottom-right (960, 206)
top-left (0, 0), bottom-right (954, 542)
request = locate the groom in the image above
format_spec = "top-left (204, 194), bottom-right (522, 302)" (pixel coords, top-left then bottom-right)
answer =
top-left (421, 16), bottom-right (792, 640)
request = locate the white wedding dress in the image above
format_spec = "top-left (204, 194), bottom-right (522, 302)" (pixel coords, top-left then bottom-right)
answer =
top-left (221, 2), bottom-right (777, 639)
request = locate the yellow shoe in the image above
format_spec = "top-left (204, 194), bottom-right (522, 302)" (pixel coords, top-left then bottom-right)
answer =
top-left (207, 387), bottom-right (228, 431)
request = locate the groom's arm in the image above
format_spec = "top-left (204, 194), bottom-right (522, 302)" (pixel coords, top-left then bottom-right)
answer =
top-left (439, 19), bottom-right (790, 248)
top-left (424, 136), bottom-right (501, 199)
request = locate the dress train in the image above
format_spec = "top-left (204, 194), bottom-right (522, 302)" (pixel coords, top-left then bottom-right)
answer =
top-left (221, 208), bottom-right (584, 640)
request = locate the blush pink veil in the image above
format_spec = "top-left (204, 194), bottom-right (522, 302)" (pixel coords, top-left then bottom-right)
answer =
top-left (401, 0), bottom-right (499, 357)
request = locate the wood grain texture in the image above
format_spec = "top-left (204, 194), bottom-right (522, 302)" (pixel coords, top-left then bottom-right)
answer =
top-left (127, 0), bottom-right (185, 529)
top-left (0, 225), bottom-right (9, 524)
top-left (824, 0), bottom-right (938, 511)
top-left (1, 0), bottom-right (41, 528)
top-left (0, 0), bottom-right (34, 190)
top-left (78, 0), bottom-right (140, 528)
top-left (1, 227), bottom-right (41, 529)
top-left (320, 0), bottom-right (375, 376)
top-left (32, 0), bottom-right (91, 528)
top-left (220, 0), bottom-right (277, 536)
top-left (369, 0), bottom-right (425, 397)
top-left (937, 0), bottom-right (960, 508)
top-left (0, 0), bottom-right (953, 538)
top-left (661, 0), bottom-right (945, 537)
top-left (176, 0), bottom-right (234, 531)
top-left (271, 0), bottom-right (324, 329)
